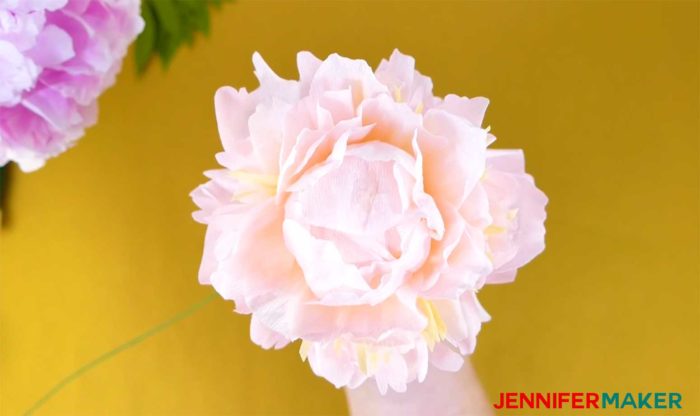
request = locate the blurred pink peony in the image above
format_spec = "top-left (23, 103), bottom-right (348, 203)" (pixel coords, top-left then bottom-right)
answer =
top-left (0, 0), bottom-right (143, 172)
top-left (192, 50), bottom-right (548, 393)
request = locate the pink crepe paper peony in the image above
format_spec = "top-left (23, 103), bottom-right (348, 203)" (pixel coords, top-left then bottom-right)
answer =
top-left (0, 0), bottom-right (143, 172)
top-left (192, 50), bottom-right (548, 394)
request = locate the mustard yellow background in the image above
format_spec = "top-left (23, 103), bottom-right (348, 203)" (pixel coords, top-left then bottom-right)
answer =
top-left (1, 1), bottom-right (698, 415)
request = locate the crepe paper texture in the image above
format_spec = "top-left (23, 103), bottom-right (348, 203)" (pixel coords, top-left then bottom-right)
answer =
top-left (0, 0), bottom-right (143, 172)
top-left (191, 50), bottom-right (548, 394)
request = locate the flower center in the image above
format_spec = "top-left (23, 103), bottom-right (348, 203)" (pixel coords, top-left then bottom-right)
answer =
top-left (229, 170), bottom-right (277, 201)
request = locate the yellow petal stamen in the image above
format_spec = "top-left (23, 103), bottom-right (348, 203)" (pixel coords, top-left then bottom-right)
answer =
top-left (230, 170), bottom-right (278, 189)
top-left (393, 86), bottom-right (403, 103)
top-left (299, 340), bottom-right (310, 362)
top-left (357, 344), bottom-right (368, 374)
top-left (415, 101), bottom-right (424, 114)
top-left (484, 225), bottom-right (507, 235)
top-left (354, 343), bottom-right (382, 375)
top-left (507, 208), bottom-right (519, 221)
top-left (368, 348), bottom-right (379, 374)
top-left (417, 298), bottom-right (447, 351)
top-left (229, 170), bottom-right (278, 201)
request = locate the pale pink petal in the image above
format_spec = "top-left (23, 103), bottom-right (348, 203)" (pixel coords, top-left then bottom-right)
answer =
top-left (283, 219), bottom-right (371, 299)
top-left (410, 203), bottom-right (468, 293)
top-left (248, 98), bottom-right (291, 174)
top-left (436, 94), bottom-right (490, 127)
top-left (296, 50), bottom-right (322, 94)
top-left (278, 117), bottom-right (371, 197)
top-left (429, 342), bottom-right (464, 372)
top-left (483, 150), bottom-right (548, 284)
top-left (359, 94), bottom-right (421, 155)
top-left (423, 224), bottom-right (492, 297)
top-left (419, 109), bottom-right (488, 206)
top-left (305, 340), bottom-right (365, 389)
top-left (292, 294), bottom-right (427, 341)
top-left (309, 53), bottom-right (388, 106)
top-left (252, 51), bottom-right (299, 103)
top-left (433, 292), bottom-right (491, 355)
top-left (214, 86), bottom-right (255, 151)
top-left (286, 151), bottom-right (405, 235)
top-left (250, 316), bottom-right (290, 349)
top-left (375, 49), bottom-right (438, 112)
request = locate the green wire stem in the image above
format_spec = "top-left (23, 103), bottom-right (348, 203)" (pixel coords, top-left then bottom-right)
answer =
top-left (24, 293), bottom-right (217, 415)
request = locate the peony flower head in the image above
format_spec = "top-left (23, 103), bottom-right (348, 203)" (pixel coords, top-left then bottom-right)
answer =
top-left (0, 0), bottom-right (143, 172)
top-left (192, 50), bottom-right (548, 393)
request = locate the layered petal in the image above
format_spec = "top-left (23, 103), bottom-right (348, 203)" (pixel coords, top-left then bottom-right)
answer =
top-left (482, 150), bottom-right (548, 284)
top-left (0, 40), bottom-right (38, 105)
top-left (419, 108), bottom-right (488, 207)
top-left (375, 49), bottom-right (439, 113)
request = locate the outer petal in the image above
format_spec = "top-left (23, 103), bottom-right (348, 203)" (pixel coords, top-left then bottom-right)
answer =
top-left (359, 94), bottom-right (421, 155)
top-left (435, 94), bottom-right (490, 128)
top-left (429, 342), bottom-right (464, 372)
top-left (419, 109), bottom-right (488, 207)
top-left (200, 199), bottom-right (308, 336)
top-left (252, 51), bottom-right (299, 103)
top-left (308, 53), bottom-right (389, 106)
top-left (250, 316), bottom-right (291, 350)
top-left (422, 223), bottom-right (492, 297)
top-left (292, 294), bottom-right (427, 341)
top-left (433, 291), bottom-right (491, 355)
top-left (248, 97), bottom-right (291, 174)
top-left (483, 150), bottom-right (548, 284)
top-left (305, 335), bottom-right (429, 393)
top-left (304, 339), bottom-right (366, 389)
top-left (375, 49), bottom-right (438, 112)
top-left (296, 50), bottom-right (322, 95)
top-left (214, 87), bottom-right (256, 151)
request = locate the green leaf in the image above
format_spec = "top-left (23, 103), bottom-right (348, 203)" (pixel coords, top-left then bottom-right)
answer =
top-left (135, 1), bottom-right (156, 73)
top-left (150, 0), bottom-right (181, 37)
top-left (135, 0), bottom-right (232, 74)
top-left (183, 1), bottom-right (210, 38)
top-left (150, 0), bottom-right (182, 67)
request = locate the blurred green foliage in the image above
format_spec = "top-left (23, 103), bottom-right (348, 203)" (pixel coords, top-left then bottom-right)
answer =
top-left (135, 0), bottom-right (230, 74)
